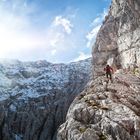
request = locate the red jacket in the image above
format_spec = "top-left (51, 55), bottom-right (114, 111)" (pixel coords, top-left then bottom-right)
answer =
top-left (104, 65), bottom-right (113, 73)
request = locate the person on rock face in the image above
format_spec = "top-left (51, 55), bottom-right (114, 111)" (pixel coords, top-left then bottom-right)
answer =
top-left (104, 64), bottom-right (113, 81)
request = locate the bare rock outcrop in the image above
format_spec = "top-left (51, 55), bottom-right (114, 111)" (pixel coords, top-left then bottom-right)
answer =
top-left (57, 73), bottom-right (140, 140)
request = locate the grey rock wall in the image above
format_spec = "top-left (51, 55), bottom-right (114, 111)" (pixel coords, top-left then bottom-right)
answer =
top-left (92, 0), bottom-right (140, 77)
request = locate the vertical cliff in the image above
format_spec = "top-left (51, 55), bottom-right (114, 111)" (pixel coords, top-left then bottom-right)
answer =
top-left (92, 0), bottom-right (140, 77)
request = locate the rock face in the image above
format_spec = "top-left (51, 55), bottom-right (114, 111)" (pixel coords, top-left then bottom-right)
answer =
top-left (57, 0), bottom-right (140, 140)
top-left (57, 73), bottom-right (140, 140)
top-left (0, 58), bottom-right (91, 140)
top-left (92, 0), bottom-right (140, 77)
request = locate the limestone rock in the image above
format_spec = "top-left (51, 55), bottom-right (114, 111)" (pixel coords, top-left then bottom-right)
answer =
top-left (92, 0), bottom-right (140, 77)
top-left (57, 73), bottom-right (140, 140)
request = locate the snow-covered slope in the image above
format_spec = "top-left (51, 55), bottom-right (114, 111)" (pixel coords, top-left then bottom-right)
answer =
top-left (0, 59), bottom-right (91, 101)
top-left (0, 58), bottom-right (91, 140)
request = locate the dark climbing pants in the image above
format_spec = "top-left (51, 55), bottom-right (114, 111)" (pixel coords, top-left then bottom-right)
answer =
top-left (106, 72), bottom-right (112, 80)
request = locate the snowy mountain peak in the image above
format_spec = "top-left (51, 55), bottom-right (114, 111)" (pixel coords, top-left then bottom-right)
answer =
top-left (0, 58), bottom-right (91, 101)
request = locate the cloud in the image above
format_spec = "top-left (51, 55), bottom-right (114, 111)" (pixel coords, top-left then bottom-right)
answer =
top-left (51, 49), bottom-right (57, 56)
top-left (0, 2), bottom-right (44, 48)
top-left (0, 0), bottom-right (100, 63)
top-left (91, 17), bottom-right (101, 27)
top-left (86, 25), bottom-right (101, 48)
top-left (0, 1), bottom-right (76, 62)
top-left (0, 1), bottom-right (63, 60)
top-left (73, 52), bottom-right (91, 62)
top-left (53, 16), bottom-right (73, 34)
top-left (86, 9), bottom-right (108, 48)
top-left (47, 30), bottom-right (64, 47)
top-left (101, 8), bottom-right (108, 19)
top-left (91, 8), bottom-right (108, 27)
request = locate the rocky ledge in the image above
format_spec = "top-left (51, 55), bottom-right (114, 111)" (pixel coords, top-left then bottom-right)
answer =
top-left (57, 71), bottom-right (140, 140)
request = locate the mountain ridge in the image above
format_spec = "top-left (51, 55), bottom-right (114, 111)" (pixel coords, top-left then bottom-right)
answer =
top-left (0, 58), bottom-right (91, 140)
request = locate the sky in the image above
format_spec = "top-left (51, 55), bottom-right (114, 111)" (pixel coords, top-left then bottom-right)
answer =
top-left (0, 0), bottom-right (111, 63)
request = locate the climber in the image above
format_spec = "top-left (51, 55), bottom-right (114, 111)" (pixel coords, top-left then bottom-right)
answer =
top-left (104, 65), bottom-right (113, 81)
